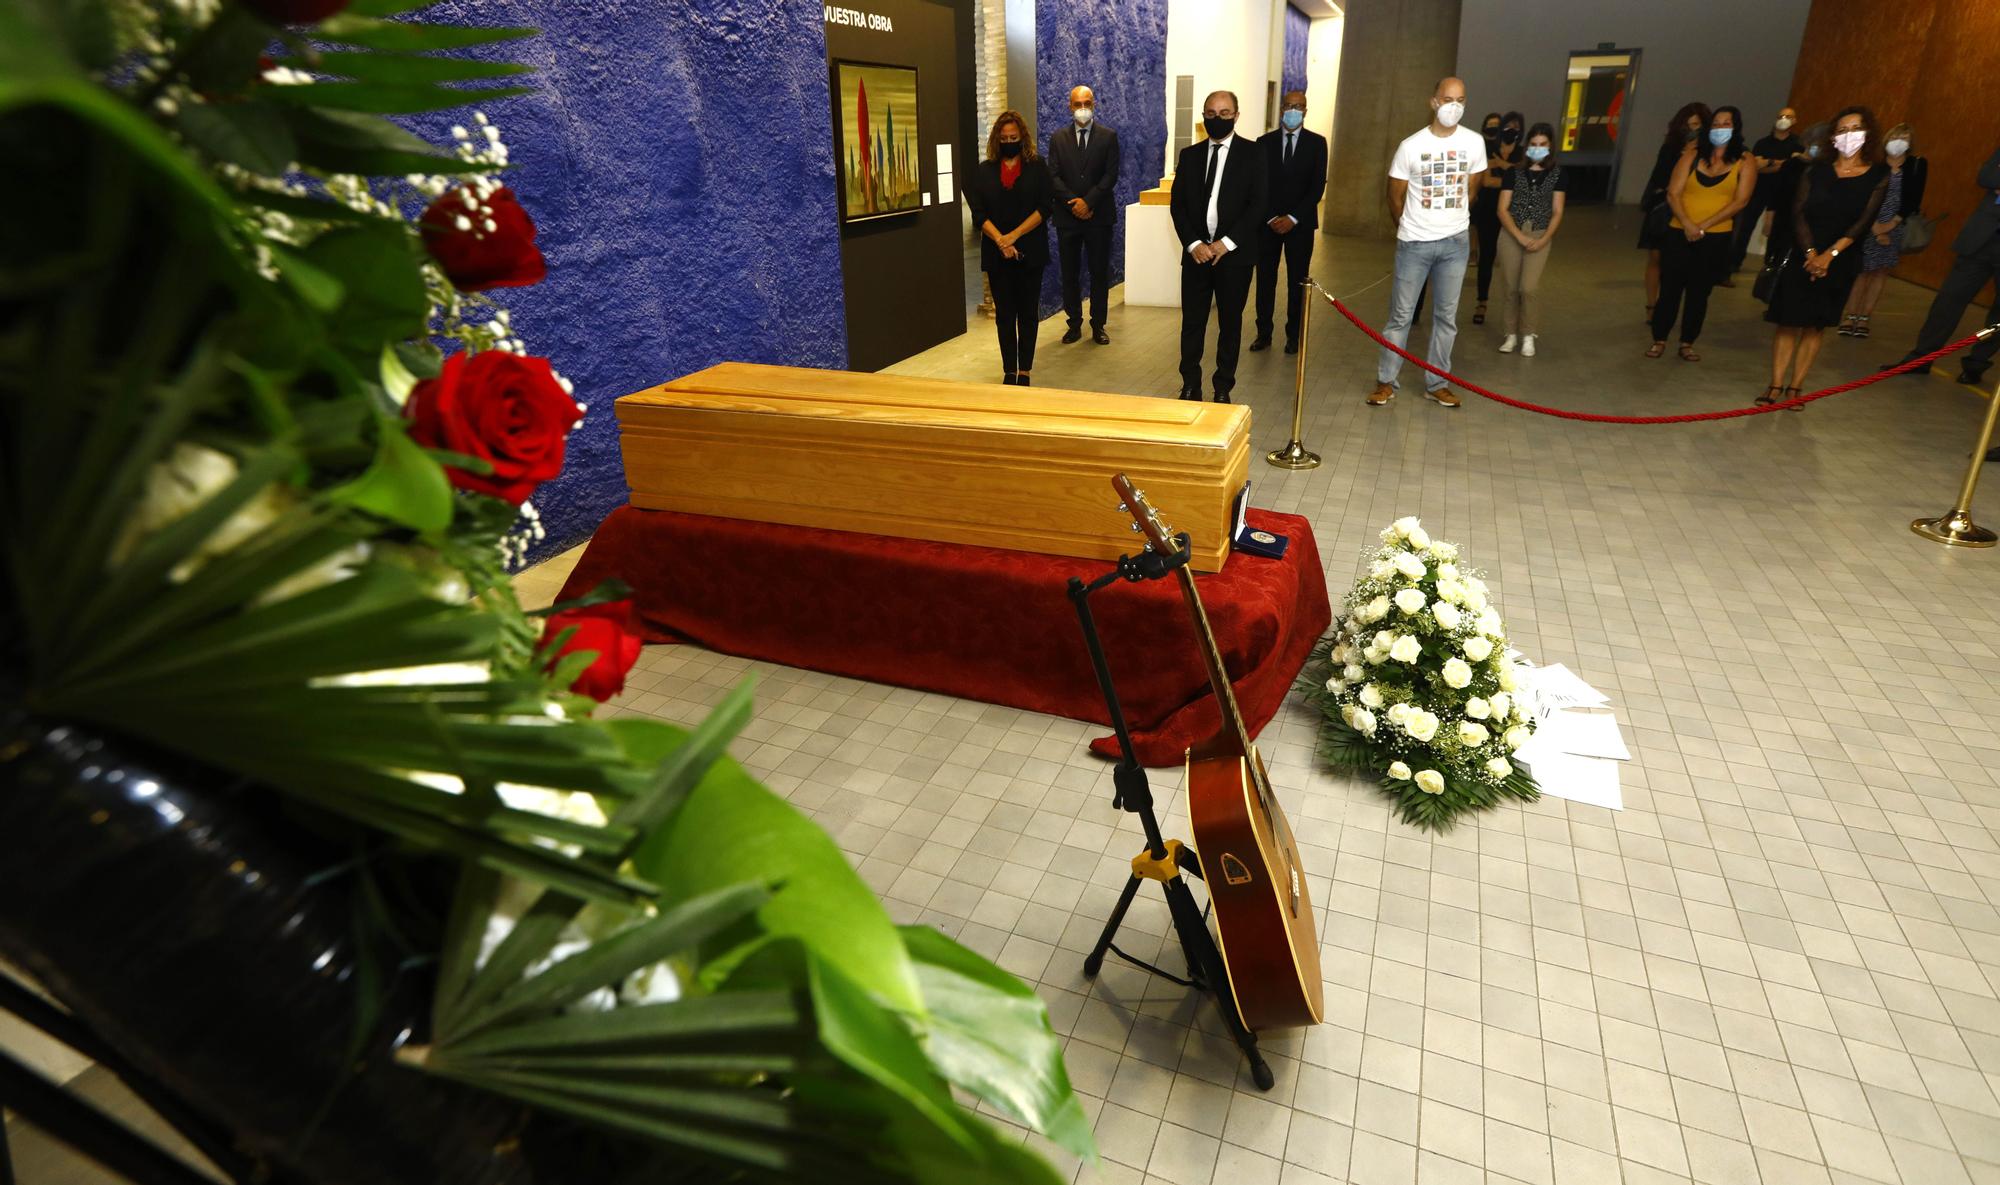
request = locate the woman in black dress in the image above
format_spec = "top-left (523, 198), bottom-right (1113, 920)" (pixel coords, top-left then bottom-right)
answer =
top-left (1638, 102), bottom-right (1710, 322)
top-left (1762, 106), bottom-right (1889, 405)
top-left (963, 110), bottom-right (1055, 385)
top-left (1470, 111), bottom-right (1523, 325)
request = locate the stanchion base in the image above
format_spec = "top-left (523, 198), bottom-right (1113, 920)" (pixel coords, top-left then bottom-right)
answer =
top-left (1265, 441), bottom-right (1321, 470)
top-left (1911, 512), bottom-right (1998, 548)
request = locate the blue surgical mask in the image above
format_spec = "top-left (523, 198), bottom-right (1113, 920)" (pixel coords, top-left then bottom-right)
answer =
top-left (1708, 127), bottom-right (1732, 146)
top-left (1525, 145), bottom-right (1549, 162)
top-left (1281, 109), bottom-right (1303, 131)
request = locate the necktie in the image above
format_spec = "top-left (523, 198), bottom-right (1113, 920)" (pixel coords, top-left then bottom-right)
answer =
top-left (1079, 130), bottom-right (1088, 153)
top-left (1285, 133), bottom-right (1294, 165)
top-left (1206, 142), bottom-right (1221, 197)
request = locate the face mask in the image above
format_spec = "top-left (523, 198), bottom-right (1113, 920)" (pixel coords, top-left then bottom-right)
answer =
top-left (1501, 128), bottom-right (1521, 144)
top-left (1886, 138), bottom-right (1909, 157)
top-left (1708, 127), bottom-right (1733, 147)
top-left (1281, 109), bottom-right (1303, 131)
top-left (1806, 143), bottom-right (1821, 159)
top-left (998, 140), bottom-right (1022, 158)
top-left (1436, 101), bottom-right (1464, 128)
top-left (1525, 145), bottom-right (1549, 162)
top-left (1203, 115), bottom-right (1234, 140)
top-left (1834, 129), bottom-right (1866, 158)
top-left (1775, 116), bottom-right (1794, 131)
top-left (1483, 125), bottom-right (1500, 139)
top-left (1685, 127), bottom-right (1699, 142)
top-left (1073, 107), bottom-right (1094, 127)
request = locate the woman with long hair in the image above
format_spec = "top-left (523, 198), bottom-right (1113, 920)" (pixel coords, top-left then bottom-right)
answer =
top-left (1648, 105), bottom-right (1755, 361)
top-left (1470, 110), bottom-right (1524, 325)
top-left (1762, 106), bottom-right (1890, 405)
top-left (1638, 102), bottom-right (1710, 321)
top-left (1838, 122), bottom-right (1926, 338)
top-left (962, 110), bottom-right (1055, 385)
top-left (1494, 122), bottom-right (1566, 356)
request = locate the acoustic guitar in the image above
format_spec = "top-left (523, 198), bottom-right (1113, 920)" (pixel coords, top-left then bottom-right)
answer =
top-left (1113, 474), bottom-right (1323, 1030)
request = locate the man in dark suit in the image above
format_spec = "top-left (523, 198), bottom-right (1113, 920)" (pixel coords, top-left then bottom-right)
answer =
top-left (1252, 90), bottom-right (1328, 355)
top-left (1170, 91), bottom-right (1268, 403)
top-left (1047, 85), bottom-right (1121, 345)
top-left (1889, 144), bottom-right (2000, 406)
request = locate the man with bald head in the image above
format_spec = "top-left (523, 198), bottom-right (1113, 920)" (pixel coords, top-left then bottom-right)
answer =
top-left (1047, 84), bottom-right (1121, 344)
top-left (1253, 89), bottom-right (1328, 355)
top-left (1366, 75), bottom-right (1484, 408)
top-left (1169, 90), bottom-right (1267, 402)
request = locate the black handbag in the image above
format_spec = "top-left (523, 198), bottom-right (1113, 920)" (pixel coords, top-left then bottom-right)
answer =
top-left (1752, 248), bottom-right (1793, 303)
top-left (1641, 199), bottom-right (1674, 245)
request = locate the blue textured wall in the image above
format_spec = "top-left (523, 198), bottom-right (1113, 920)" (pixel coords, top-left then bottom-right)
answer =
top-left (1033, 0), bottom-right (1169, 318)
top-left (410, 1), bottom-right (848, 563)
top-left (1281, 5), bottom-right (1309, 97)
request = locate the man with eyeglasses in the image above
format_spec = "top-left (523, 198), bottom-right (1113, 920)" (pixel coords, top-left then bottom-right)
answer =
top-left (1886, 142), bottom-right (2000, 414)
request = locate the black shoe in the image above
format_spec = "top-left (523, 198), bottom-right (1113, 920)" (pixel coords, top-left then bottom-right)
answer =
top-left (1986, 446), bottom-right (2000, 463)
top-left (1015, 374), bottom-right (1031, 387)
top-left (1092, 328), bottom-right (1111, 345)
top-left (1002, 374), bottom-right (1016, 385)
top-left (1959, 369), bottom-right (1989, 389)
top-left (1178, 387), bottom-right (1201, 401)
top-left (1284, 339), bottom-right (1299, 355)
top-left (1212, 390), bottom-right (1232, 404)
top-left (1248, 336), bottom-right (1272, 352)
top-left (1882, 359), bottom-right (1930, 376)
top-left (1061, 326), bottom-right (1083, 344)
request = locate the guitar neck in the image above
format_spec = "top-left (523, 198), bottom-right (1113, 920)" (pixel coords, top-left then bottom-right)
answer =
top-left (1174, 564), bottom-right (1254, 757)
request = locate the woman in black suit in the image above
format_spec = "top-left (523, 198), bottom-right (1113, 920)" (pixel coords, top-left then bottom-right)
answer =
top-left (964, 110), bottom-right (1056, 386)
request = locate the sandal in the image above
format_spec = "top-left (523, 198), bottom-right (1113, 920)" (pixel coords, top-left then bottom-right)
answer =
top-left (1755, 385), bottom-right (1781, 406)
top-left (1678, 344), bottom-right (1701, 362)
top-left (1473, 302), bottom-right (1487, 325)
top-left (1782, 385), bottom-right (1802, 411)
top-left (1853, 315), bottom-right (1871, 339)
top-left (1645, 341), bottom-right (1667, 358)
top-left (1837, 315), bottom-right (1859, 337)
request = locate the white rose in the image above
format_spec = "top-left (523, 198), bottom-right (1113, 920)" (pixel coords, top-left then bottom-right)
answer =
top-left (1406, 711), bottom-right (1440, 742)
top-left (1462, 635), bottom-right (1494, 663)
top-left (1468, 576), bottom-right (1489, 597)
top-left (1340, 704), bottom-right (1359, 728)
top-left (1407, 526), bottom-right (1431, 550)
top-left (1458, 721), bottom-right (1490, 747)
top-left (1393, 551), bottom-right (1426, 579)
top-left (1386, 702), bottom-right (1413, 724)
top-left (1479, 608), bottom-right (1504, 636)
top-left (1442, 657), bottom-right (1473, 688)
top-left (1367, 596), bottom-right (1391, 622)
top-left (1363, 646), bottom-right (1387, 665)
top-left (1437, 562), bottom-right (1460, 582)
top-left (1394, 587), bottom-right (1427, 615)
top-left (1387, 761), bottom-right (1412, 780)
top-left (1331, 641), bottom-right (1350, 663)
top-left (1498, 663), bottom-right (1518, 692)
top-left (1488, 692), bottom-right (1511, 718)
top-left (1433, 602), bottom-right (1462, 631)
top-left (1324, 676), bottom-right (1344, 693)
top-left (1414, 769), bottom-right (1446, 795)
top-left (1359, 683), bottom-right (1384, 709)
top-left (1464, 587), bottom-right (1489, 613)
top-left (1511, 701), bottom-right (1529, 722)
top-left (1370, 559), bottom-right (1395, 580)
top-left (1486, 757), bottom-right (1514, 779)
top-left (1465, 697), bottom-right (1490, 720)
top-left (1353, 708), bottom-right (1377, 736)
top-left (1504, 726), bottom-right (1530, 751)
top-left (1436, 578), bottom-right (1465, 605)
top-left (1431, 541), bottom-right (1458, 560)
top-left (1343, 663), bottom-right (1365, 681)
top-left (1390, 635), bottom-right (1422, 663)
top-left (1373, 630), bottom-right (1394, 649)
top-left (1392, 515), bottom-right (1423, 538)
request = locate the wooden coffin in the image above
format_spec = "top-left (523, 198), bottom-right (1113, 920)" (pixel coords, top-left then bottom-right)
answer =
top-left (616, 363), bottom-right (1251, 570)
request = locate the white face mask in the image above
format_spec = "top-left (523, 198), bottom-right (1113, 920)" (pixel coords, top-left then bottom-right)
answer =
top-left (1775, 116), bottom-right (1794, 131)
top-left (1435, 100), bottom-right (1464, 128)
top-left (1074, 107), bottom-right (1094, 127)
top-left (1886, 138), bottom-right (1909, 157)
top-left (1833, 129), bottom-right (1866, 158)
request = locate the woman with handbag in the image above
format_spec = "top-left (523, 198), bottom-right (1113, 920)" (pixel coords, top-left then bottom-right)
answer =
top-left (1762, 107), bottom-right (1890, 406)
top-left (1647, 107), bottom-right (1755, 361)
top-left (1638, 103), bottom-right (1710, 322)
top-left (1838, 123), bottom-right (1927, 337)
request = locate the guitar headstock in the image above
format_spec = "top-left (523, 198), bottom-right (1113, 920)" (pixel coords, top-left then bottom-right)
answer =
top-left (1112, 473), bottom-right (1178, 555)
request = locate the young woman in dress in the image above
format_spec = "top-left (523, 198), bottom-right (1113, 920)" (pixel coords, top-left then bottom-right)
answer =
top-left (1762, 106), bottom-right (1890, 405)
top-left (1494, 123), bottom-right (1566, 356)
top-left (1647, 106), bottom-right (1755, 361)
top-left (1838, 122), bottom-right (1926, 338)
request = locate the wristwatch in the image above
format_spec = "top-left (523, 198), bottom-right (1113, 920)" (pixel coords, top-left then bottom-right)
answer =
top-left (1829, 247), bottom-right (1841, 258)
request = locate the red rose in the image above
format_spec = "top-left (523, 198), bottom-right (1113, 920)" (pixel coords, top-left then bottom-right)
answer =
top-left (241, 0), bottom-right (353, 23)
top-left (419, 186), bottom-right (546, 291)
top-left (542, 601), bottom-right (643, 702)
top-left (405, 350), bottom-right (580, 505)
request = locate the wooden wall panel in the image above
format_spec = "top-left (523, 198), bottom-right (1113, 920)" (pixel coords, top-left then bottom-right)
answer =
top-left (1789, 0), bottom-right (2000, 291)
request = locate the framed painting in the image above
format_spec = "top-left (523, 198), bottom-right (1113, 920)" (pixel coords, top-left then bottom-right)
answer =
top-left (834, 60), bottom-right (922, 222)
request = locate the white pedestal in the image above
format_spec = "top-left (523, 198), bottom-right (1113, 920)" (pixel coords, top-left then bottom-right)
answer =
top-left (1122, 202), bottom-right (1181, 308)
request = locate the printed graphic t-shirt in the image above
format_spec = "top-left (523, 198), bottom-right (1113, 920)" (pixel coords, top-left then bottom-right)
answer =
top-left (1387, 125), bottom-right (1489, 242)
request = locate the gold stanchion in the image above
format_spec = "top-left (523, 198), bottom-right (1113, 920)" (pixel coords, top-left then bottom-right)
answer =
top-left (1266, 279), bottom-right (1320, 470)
top-left (1912, 358), bottom-right (2000, 547)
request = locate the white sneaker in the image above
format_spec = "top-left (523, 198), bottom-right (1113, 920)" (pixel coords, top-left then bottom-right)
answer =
top-left (1498, 334), bottom-right (1518, 353)
top-left (1521, 335), bottom-right (1537, 357)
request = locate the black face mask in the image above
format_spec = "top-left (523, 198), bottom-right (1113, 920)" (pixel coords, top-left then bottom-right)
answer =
top-left (1204, 115), bottom-right (1235, 140)
top-left (1501, 127), bottom-right (1521, 144)
top-left (998, 140), bottom-right (1022, 158)
top-left (1483, 126), bottom-right (1501, 140)
top-left (1685, 128), bottom-right (1699, 141)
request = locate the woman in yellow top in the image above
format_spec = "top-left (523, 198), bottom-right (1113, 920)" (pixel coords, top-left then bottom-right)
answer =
top-left (1647, 106), bottom-right (1756, 361)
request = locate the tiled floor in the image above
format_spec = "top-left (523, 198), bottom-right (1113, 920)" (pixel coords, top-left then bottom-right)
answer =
top-left (534, 204), bottom-right (2000, 1185)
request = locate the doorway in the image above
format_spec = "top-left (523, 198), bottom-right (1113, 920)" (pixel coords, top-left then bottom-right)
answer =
top-left (1559, 49), bottom-right (1639, 203)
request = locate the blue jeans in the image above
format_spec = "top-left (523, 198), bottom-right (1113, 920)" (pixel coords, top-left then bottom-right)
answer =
top-left (1377, 231), bottom-right (1470, 391)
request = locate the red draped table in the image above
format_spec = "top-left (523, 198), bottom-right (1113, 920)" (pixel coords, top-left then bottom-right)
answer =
top-left (558, 507), bottom-right (1331, 766)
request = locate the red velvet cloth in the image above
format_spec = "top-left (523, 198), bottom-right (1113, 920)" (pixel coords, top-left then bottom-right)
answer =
top-left (558, 507), bottom-right (1331, 766)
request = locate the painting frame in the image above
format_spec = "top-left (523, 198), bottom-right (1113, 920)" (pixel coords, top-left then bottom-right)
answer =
top-left (832, 58), bottom-right (923, 224)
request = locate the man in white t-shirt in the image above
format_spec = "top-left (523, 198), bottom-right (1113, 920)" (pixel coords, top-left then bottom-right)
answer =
top-left (1366, 76), bottom-right (1485, 408)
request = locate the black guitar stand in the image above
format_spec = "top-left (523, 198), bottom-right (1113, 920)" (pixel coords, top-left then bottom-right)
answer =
top-left (1067, 538), bottom-right (1275, 1092)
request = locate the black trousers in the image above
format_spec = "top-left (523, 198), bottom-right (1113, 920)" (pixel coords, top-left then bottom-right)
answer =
top-left (1472, 204), bottom-right (1501, 301)
top-left (1729, 184), bottom-right (1776, 272)
top-left (1651, 232), bottom-right (1730, 345)
top-left (1058, 224), bottom-right (1113, 330)
top-left (988, 263), bottom-right (1045, 375)
top-left (1179, 261), bottom-right (1253, 395)
top-left (1255, 224), bottom-right (1315, 343)
top-left (1904, 240), bottom-right (2000, 379)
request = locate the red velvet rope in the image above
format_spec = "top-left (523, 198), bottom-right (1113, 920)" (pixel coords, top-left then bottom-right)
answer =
top-left (1320, 293), bottom-right (1992, 424)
